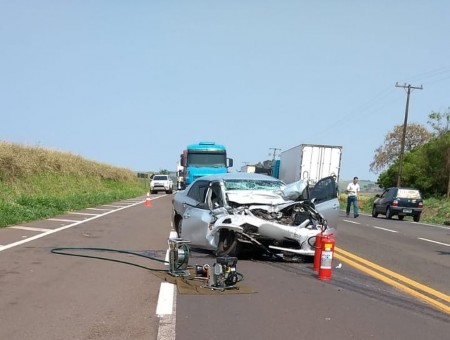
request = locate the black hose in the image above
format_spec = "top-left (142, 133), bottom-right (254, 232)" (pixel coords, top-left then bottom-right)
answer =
top-left (51, 247), bottom-right (169, 272)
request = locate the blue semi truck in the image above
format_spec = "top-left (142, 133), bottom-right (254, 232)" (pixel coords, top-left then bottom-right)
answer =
top-left (177, 142), bottom-right (233, 189)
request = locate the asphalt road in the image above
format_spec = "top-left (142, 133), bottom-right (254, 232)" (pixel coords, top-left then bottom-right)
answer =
top-left (1, 195), bottom-right (449, 340)
top-left (0, 196), bottom-right (171, 340)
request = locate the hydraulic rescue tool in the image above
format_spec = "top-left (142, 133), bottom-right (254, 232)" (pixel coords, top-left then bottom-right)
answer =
top-left (168, 238), bottom-right (190, 277)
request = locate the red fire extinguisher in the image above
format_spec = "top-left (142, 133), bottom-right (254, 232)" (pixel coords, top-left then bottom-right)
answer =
top-left (318, 235), bottom-right (335, 281)
top-left (313, 232), bottom-right (323, 272)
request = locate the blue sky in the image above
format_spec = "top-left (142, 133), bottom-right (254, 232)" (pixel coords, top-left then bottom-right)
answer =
top-left (1, 1), bottom-right (449, 181)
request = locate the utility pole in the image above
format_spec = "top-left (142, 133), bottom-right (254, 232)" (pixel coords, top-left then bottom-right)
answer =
top-left (269, 147), bottom-right (281, 162)
top-left (395, 82), bottom-right (423, 187)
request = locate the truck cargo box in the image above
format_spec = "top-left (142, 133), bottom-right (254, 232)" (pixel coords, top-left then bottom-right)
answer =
top-left (279, 144), bottom-right (342, 184)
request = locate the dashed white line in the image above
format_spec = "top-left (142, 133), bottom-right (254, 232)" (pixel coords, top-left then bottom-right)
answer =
top-left (344, 219), bottom-right (360, 224)
top-left (69, 212), bottom-right (99, 216)
top-left (418, 238), bottom-right (450, 247)
top-left (156, 282), bottom-right (177, 340)
top-left (0, 199), bottom-right (147, 252)
top-left (373, 226), bottom-right (398, 233)
top-left (9, 226), bottom-right (53, 232)
top-left (156, 282), bottom-right (175, 316)
top-left (47, 218), bottom-right (80, 223)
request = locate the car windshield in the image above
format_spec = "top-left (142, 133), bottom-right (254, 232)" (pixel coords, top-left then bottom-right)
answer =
top-left (153, 175), bottom-right (167, 180)
top-left (223, 179), bottom-right (284, 191)
top-left (397, 189), bottom-right (421, 199)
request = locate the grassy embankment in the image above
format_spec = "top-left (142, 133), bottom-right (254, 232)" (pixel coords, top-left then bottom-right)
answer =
top-left (0, 142), bottom-right (148, 228)
top-left (338, 193), bottom-right (450, 225)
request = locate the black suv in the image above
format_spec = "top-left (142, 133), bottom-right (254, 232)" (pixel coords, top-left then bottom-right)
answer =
top-left (372, 187), bottom-right (423, 222)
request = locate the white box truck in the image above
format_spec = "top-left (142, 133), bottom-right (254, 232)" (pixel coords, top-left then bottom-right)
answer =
top-left (278, 144), bottom-right (342, 184)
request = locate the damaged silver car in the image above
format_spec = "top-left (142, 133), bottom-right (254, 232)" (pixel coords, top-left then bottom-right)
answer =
top-left (172, 173), bottom-right (338, 260)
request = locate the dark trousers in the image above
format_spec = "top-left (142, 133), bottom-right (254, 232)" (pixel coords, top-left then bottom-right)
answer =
top-left (346, 196), bottom-right (359, 217)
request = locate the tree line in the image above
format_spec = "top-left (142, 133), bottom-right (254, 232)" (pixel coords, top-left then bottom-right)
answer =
top-left (370, 109), bottom-right (450, 197)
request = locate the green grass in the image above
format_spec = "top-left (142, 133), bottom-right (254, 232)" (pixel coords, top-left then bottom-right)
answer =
top-left (0, 142), bottom-right (148, 228)
top-left (0, 174), bottom-right (147, 227)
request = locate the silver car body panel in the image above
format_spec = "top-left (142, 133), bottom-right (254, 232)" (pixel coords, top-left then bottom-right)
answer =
top-left (174, 173), bottom-right (337, 257)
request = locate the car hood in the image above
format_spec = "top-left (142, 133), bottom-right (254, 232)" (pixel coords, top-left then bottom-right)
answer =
top-left (226, 180), bottom-right (309, 206)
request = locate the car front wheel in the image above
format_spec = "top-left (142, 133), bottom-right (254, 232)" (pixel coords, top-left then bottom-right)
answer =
top-left (216, 229), bottom-right (240, 257)
top-left (174, 216), bottom-right (182, 237)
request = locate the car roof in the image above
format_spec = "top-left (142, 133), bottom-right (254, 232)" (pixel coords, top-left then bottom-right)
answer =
top-left (196, 172), bottom-right (283, 182)
top-left (387, 187), bottom-right (421, 191)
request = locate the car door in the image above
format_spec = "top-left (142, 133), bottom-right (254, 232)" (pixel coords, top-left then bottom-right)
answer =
top-left (377, 188), bottom-right (394, 213)
top-left (309, 176), bottom-right (340, 229)
top-left (179, 180), bottom-right (216, 250)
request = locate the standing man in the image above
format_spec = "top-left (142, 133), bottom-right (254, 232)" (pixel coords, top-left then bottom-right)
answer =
top-left (346, 176), bottom-right (360, 218)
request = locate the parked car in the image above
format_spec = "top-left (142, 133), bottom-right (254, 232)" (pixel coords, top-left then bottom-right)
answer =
top-left (371, 187), bottom-right (423, 222)
top-left (172, 172), bottom-right (339, 259)
top-left (150, 174), bottom-right (173, 194)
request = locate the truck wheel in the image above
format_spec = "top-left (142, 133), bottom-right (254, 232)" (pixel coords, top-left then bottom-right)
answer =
top-left (413, 214), bottom-right (421, 222)
top-left (216, 229), bottom-right (240, 257)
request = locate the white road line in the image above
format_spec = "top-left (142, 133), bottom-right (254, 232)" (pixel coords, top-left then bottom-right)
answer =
top-left (9, 226), bottom-right (53, 232)
top-left (156, 283), bottom-right (176, 340)
top-left (419, 223), bottom-right (450, 230)
top-left (156, 282), bottom-right (175, 316)
top-left (344, 219), bottom-right (360, 224)
top-left (373, 226), bottom-right (398, 233)
top-left (86, 207), bottom-right (111, 211)
top-left (0, 200), bottom-right (146, 252)
top-left (418, 238), bottom-right (450, 247)
top-left (47, 218), bottom-right (80, 223)
top-left (69, 212), bottom-right (99, 216)
top-left (102, 204), bottom-right (126, 208)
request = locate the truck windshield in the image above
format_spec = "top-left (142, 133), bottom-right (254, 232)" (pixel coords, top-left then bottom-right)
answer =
top-left (187, 152), bottom-right (226, 167)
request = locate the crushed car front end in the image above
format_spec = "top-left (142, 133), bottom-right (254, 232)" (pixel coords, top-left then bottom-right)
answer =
top-left (206, 187), bottom-right (332, 258)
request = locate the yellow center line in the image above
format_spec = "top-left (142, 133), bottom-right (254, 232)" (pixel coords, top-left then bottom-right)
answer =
top-left (334, 246), bottom-right (450, 315)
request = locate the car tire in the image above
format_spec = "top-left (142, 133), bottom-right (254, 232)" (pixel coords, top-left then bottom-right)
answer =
top-left (413, 214), bottom-right (421, 222)
top-left (216, 229), bottom-right (240, 257)
top-left (174, 216), bottom-right (182, 237)
top-left (371, 206), bottom-right (378, 218)
top-left (386, 207), bottom-right (393, 219)
top-left (150, 190), bottom-right (156, 194)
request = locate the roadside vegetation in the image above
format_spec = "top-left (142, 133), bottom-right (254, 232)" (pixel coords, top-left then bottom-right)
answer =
top-left (338, 194), bottom-right (450, 225)
top-left (0, 142), bottom-right (148, 228)
top-left (340, 110), bottom-right (450, 225)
